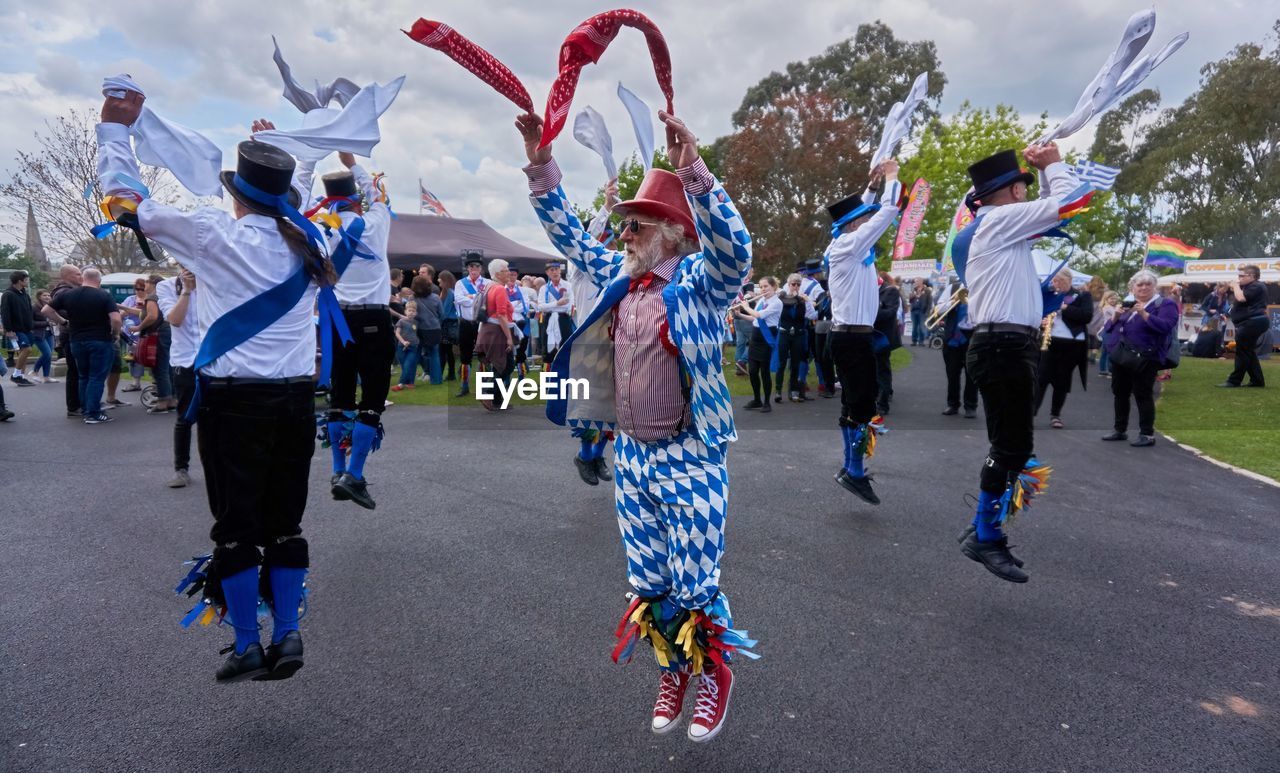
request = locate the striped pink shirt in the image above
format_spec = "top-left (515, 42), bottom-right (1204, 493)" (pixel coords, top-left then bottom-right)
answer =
top-left (613, 253), bottom-right (690, 442)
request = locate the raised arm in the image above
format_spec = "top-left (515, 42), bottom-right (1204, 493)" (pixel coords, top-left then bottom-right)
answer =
top-left (984, 143), bottom-right (1091, 244)
top-left (824, 161), bottom-right (903, 268)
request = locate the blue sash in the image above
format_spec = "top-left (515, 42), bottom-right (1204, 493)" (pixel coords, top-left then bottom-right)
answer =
top-left (183, 218), bottom-right (364, 423)
top-left (951, 215), bottom-right (1074, 317)
top-left (509, 286), bottom-right (530, 336)
top-left (757, 320), bottom-right (782, 373)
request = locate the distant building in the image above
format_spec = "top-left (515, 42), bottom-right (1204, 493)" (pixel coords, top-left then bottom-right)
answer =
top-left (23, 202), bottom-right (49, 271)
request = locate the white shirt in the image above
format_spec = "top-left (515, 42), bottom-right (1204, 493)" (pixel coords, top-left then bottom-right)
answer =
top-left (156, 277), bottom-right (202, 368)
top-left (98, 122), bottom-right (319, 378)
top-left (315, 165), bottom-right (392, 306)
top-left (568, 264), bottom-right (599, 327)
top-left (801, 277), bottom-right (824, 321)
top-left (753, 295), bottom-right (782, 327)
top-left (536, 279), bottom-right (575, 317)
top-left (825, 181), bottom-right (902, 327)
top-left (454, 274), bottom-right (488, 322)
top-left (965, 162), bottom-right (1084, 328)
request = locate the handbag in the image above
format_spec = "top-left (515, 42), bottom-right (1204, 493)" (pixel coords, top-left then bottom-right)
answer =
top-left (135, 332), bottom-right (160, 369)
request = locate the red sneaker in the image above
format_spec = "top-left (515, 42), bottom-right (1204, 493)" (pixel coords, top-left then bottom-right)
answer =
top-left (687, 663), bottom-right (734, 742)
top-left (651, 669), bottom-right (691, 734)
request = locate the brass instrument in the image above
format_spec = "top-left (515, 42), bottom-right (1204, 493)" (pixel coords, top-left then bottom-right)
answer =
top-left (1040, 312), bottom-right (1057, 351)
top-left (727, 290), bottom-right (764, 316)
top-left (925, 285), bottom-right (967, 331)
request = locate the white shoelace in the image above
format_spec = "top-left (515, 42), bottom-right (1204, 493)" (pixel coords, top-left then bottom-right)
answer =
top-left (692, 671), bottom-right (720, 723)
top-left (654, 672), bottom-right (683, 716)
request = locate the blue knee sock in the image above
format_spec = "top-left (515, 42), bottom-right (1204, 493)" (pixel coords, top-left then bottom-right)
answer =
top-left (268, 566), bottom-right (307, 644)
top-left (347, 422), bottom-right (376, 480)
top-left (578, 437), bottom-right (594, 461)
top-left (326, 421), bottom-right (347, 475)
top-left (591, 436), bottom-right (608, 461)
top-left (220, 566), bottom-right (261, 655)
top-left (973, 490), bottom-right (1005, 542)
top-left (841, 424), bottom-right (865, 478)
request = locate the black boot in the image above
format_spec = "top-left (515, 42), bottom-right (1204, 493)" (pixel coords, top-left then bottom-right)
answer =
top-left (255, 631), bottom-right (304, 681)
top-left (215, 642), bottom-right (268, 683)
top-left (960, 533), bottom-right (1029, 583)
top-left (957, 525), bottom-right (1024, 568)
top-left (332, 473), bottom-right (376, 510)
top-left (574, 455), bottom-right (599, 486)
top-left (593, 456), bottom-right (613, 482)
top-left (835, 470), bottom-right (880, 505)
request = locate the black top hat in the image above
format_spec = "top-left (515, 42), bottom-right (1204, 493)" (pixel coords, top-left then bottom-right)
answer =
top-left (463, 252), bottom-right (484, 268)
top-left (967, 149), bottom-right (1036, 203)
top-left (826, 193), bottom-right (878, 226)
top-left (322, 171), bottom-right (358, 199)
top-left (219, 140), bottom-right (301, 217)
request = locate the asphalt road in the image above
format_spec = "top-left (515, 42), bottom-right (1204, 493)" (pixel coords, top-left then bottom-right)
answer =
top-left (2, 349), bottom-right (1277, 772)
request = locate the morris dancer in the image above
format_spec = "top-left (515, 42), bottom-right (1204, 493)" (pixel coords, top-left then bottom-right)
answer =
top-left (305, 150), bottom-right (394, 511)
top-left (453, 253), bottom-right (489, 397)
top-left (536, 259), bottom-right (575, 365)
top-left (953, 145), bottom-right (1089, 582)
top-left (823, 160), bottom-right (902, 506)
top-left (97, 90), bottom-right (341, 681)
top-left (518, 109), bottom-right (755, 742)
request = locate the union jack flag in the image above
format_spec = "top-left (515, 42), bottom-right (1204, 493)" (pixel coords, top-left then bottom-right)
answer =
top-left (419, 180), bottom-right (451, 217)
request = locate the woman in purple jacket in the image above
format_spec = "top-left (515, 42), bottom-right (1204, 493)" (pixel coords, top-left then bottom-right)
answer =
top-left (1101, 269), bottom-right (1179, 447)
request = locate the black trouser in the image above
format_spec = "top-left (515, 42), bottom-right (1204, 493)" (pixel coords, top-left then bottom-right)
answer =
top-left (777, 327), bottom-right (807, 393)
top-left (172, 366), bottom-right (196, 471)
top-left (330, 308), bottom-right (395, 416)
top-left (942, 340), bottom-right (978, 411)
top-left (1228, 316), bottom-right (1268, 386)
top-left (830, 330), bottom-right (878, 425)
top-left (198, 381), bottom-right (314, 578)
top-left (441, 319), bottom-right (458, 379)
top-left (1035, 338), bottom-right (1086, 417)
top-left (966, 330), bottom-right (1039, 494)
top-left (544, 314), bottom-right (574, 364)
top-left (815, 331), bottom-right (834, 392)
top-left (748, 360), bottom-right (773, 402)
top-left (63, 336), bottom-right (80, 412)
top-left (458, 319), bottom-right (480, 368)
top-left (874, 349), bottom-right (893, 411)
top-left (1111, 360), bottom-right (1159, 436)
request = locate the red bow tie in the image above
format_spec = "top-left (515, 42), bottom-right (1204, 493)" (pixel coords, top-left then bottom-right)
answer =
top-left (629, 272), bottom-right (657, 293)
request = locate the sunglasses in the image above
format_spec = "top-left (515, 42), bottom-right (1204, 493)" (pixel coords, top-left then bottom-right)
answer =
top-left (623, 218), bottom-right (660, 234)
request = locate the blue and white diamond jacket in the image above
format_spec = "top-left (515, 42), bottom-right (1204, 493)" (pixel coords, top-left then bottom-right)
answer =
top-left (533, 171), bottom-right (752, 448)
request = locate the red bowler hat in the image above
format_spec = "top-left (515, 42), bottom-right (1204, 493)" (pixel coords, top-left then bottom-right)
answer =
top-left (614, 168), bottom-right (697, 241)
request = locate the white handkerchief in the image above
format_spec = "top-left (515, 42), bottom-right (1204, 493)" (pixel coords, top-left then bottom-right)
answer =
top-left (253, 76), bottom-right (406, 159)
top-left (573, 106), bottom-right (617, 180)
top-left (102, 74), bottom-right (144, 99)
top-left (617, 82), bottom-right (654, 172)
top-left (870, 72), bottom-right (928, 170)
top-left (102, 75), bottom-right (223, 197)
top-left (272, 36), bottom-right (362, 113)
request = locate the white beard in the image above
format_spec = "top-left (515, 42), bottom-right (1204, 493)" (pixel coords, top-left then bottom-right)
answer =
top-left (622, 238), bottom-right (666, 277)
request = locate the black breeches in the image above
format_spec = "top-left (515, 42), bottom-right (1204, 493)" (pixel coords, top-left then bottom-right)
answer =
top-left (966, 331), bottom-right (1039, 494)
top-left (330, 308), bottom-right (395, 414)
top-left (830, 330), bottom-right (878, 425)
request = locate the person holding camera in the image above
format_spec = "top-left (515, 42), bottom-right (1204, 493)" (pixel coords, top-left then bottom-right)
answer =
top-left (1218, 264), bottom-right (1268, 389)
top-left (1101, 270), bottom-right (1179, 447)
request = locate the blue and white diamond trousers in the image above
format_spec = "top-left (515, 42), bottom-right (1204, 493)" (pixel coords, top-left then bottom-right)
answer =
top-left (614, 429), bottom-right (730, 611)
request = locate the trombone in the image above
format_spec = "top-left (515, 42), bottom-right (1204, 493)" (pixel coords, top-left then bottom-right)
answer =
top-left (925, 285), bottom-right (967, 331)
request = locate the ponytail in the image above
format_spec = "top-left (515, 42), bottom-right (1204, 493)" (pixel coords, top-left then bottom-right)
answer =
top-left (275, 218), bottom-right (337, 286)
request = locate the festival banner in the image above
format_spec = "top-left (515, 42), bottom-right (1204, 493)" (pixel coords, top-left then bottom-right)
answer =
top-left (1144, 234), bottom-right (1203, 269)
top-left (892, 178), bottom-right (931, 260)
top-left (940, 189), bottom-right (975, 274)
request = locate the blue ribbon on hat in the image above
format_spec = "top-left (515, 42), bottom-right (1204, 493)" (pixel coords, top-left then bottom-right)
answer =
top-left (829, 203), bottom-right (881, 239)
top-left (232, 173), bottom-right (327, 255)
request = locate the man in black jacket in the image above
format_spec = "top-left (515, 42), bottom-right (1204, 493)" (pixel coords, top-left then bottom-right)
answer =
top-left (1034, 270), bottom-right (1094, 427)
top-left (1219, 264), bottom-right (1268, 388)
top-left (873, 273), bottom-right (902, 415)
top-left (1, 271), bottom-right (36, 386)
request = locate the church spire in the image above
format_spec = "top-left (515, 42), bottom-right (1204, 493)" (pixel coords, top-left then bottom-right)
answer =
top-left (23, 202), bottom-right (49, 270)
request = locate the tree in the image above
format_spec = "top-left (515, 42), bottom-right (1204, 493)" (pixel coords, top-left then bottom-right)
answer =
top-left (898, 102), bottom-right (1046, 264)
top-left (731, 20), bottom-right (946, 149)
top-left (718, 91), bottom-right (870, 276)
top-left (1, 109), bottom-right (171, 273)
top-left (0, 244), bottom-right (51, 289)
top-left (1125, 23), bottom-right (1280, 259)
top-left (577, 146), bottom-right (720, 227)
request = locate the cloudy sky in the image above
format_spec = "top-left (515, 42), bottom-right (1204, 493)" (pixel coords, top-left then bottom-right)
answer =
top-left (0, 0), bottom-right (1272, 258)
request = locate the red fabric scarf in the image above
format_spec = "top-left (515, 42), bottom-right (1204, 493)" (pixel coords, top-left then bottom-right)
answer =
top-left (539, 9), bottom-right (674, 149)
top-left (403, 19), bottom-right (535, 113)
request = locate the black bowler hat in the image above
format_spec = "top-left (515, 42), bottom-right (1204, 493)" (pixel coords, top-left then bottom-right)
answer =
top-left (826, 192), bottom-right (878, 226)
top-left (219, 140), bottom-right (301, 216)
top-left (967, 149), bottom-right (1036, 203)
top-left (322, 171), bottom-right (358, 199)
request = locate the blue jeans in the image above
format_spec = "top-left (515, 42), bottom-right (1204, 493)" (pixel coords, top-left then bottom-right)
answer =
top-left (72, 339), bottom-right (114, 416)
top-left (418, 342), bottom-right (442, 385)
top-left (1098, 347), bottom-right (1111, 375)
top-left (151, 325), bottom-right (173, 399)
top-left (33, 332), bottom-right (54, 377)
top-left (734, 323), bottom-right (751, 363)
top-left (910, 310), bottom-right (926, 344)
top-left (398, 344), bottom-right (419, 385)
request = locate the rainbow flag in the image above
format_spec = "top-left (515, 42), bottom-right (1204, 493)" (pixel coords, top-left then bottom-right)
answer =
top-left (1144, 234), bottom-right (1203, 268)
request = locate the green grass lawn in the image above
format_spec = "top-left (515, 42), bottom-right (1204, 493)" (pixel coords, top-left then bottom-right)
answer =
top-left (1156, 356), bottom-right (1280, 482)
top-left (384, 345), bottom-right (914, 407)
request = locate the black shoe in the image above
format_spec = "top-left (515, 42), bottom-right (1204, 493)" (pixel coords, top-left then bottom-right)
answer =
top-left (960, 534), bottom-right (1029, 583)
top-left (254, 631), bottom-right (304, 681)
top-left (330, 473), bottom-right (350, 501)
top-left (1244, 383), bottom-right (1265, 388)
top-left (773, 395), bottom-right (782, 403)
top-left (215, 642), bottom-right (269, 683)
top-left (820, 390), bottom-right (835, 399)
top-left (67, 409), bottom-right (82, 418)
top-left (1100, 430), bottom-right (1128, 442)
top-left (1215, 382), bottom-right (1240, 388)
top-left (760, 401), bottom-right (772, 413)
top-left (574, 455), bottom-right (599, 486)
top-left (593, 456), bottom-right (613, 482)
top-left (942, 406), bottom-right (959, 416)
top-left (333, 473), bottom-right (376, 510)
top-left (446, 374), bottom-right (456, 381)
top-left (956, 525), bottom-right (1024, 568)
top-left (835, 470), bottom-right (880, 505)
top-left (1129, 434), bottom-right (1156, 447)
top-left (0, 408), bottom-right (13, 422)
top-left (963, 407), bottom-right (977, 419)
top-left (742, 399), bottom-right (763, 411)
